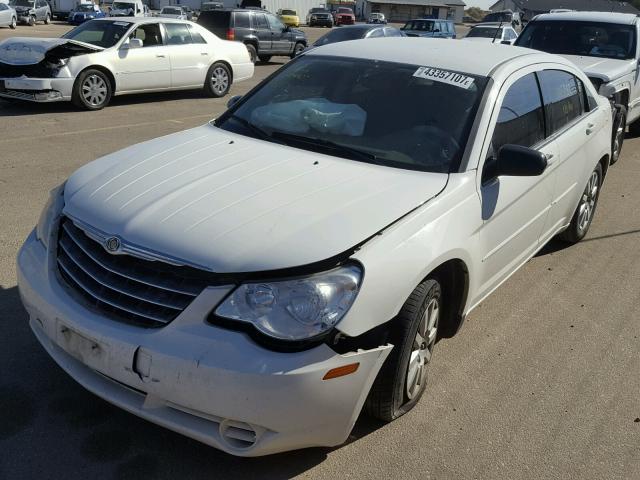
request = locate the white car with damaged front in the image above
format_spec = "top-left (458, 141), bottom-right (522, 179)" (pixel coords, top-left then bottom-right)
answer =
top-left (0, 17), bottom-right (253, 109)
top-left (17, 39), bottom-right (613, 456)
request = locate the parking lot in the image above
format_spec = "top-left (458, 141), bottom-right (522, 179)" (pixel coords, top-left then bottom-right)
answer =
top-left (1, 20), bottom-right (639, 480)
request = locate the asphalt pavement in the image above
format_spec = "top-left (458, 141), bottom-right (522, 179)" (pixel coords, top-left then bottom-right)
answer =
top-left (0, 22), bottom-right (638, 480)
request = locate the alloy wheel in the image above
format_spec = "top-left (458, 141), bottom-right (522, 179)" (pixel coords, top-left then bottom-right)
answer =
top-left (82, 74), bottom-right (108, 107)
top-left (210, 67), bottom-right (229, 95)
top-left (612, 120), bottom-right (625, 162)
top-left (406, 297), bottom-right (439, 399)
top-left (577, 170), bottom-right (599, 233)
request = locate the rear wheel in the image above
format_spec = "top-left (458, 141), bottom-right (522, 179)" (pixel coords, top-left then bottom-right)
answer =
top-left (558, 163), bottom-right (603, 244)
top-left (245, 43), bottom-right (257, 64)
top-left (258, 55), bottom-right (272, 63)
top-left (10, 16), bottom-right (16, 29)
top-left (610, 105), bottom-right (626, 165)
top-left (204, 62), bottom-right (231, 98)
top-left (44, 13), bottom-right (51, 24)
top-left (72, 69), bottom-right (112, 110)
top-left (365, 278), bottom-right (441, 421)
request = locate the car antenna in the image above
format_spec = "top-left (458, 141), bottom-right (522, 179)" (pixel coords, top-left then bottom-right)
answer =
top-left (492, 19), bottom-right (504, 43)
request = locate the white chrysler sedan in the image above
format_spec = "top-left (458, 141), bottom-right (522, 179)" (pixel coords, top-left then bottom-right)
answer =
top-left (0, 17), bottom-right (253, 109)
top-left (17, 39), bottom-right (612, 456)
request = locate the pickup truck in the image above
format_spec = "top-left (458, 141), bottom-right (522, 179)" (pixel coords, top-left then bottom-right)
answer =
top-left (515, 11), bottom-right (640, 163)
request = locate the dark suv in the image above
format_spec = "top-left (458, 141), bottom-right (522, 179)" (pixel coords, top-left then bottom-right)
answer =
top-left (198, 9), bottom-right (307, 63)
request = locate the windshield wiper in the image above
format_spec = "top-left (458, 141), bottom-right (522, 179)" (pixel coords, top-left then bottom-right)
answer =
top-left (270, 131), bottom-right (381, 165)
top-left (226, 115), bottom-right (275, 142)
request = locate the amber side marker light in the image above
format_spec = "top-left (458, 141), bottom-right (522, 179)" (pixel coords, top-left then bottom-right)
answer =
top-left (323, 363), bottom-right (360, 380)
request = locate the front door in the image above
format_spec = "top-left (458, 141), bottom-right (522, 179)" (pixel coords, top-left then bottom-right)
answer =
top-left (115, 23), bottom-right (171, 92)
top-left (477, 71), bottom-right (556, 299)
top-left (266, 13), bottom-right (290, 55)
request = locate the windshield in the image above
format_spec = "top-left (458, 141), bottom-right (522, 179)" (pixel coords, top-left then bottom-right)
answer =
top-left (483, 12), bottom-right (511, 22)
top-left (402, 20), bottom-right (434, 32)
top-left (161, 7), bottom-right (182, 14)
top-left (216, 56), bottom-right (487, 173)
top-left (112, 2), bottom-right (135, 10)
top-left (62, 20), bottom-right (132, 47)
top-left (12, 0), bottom-right (34, 6)
top-left (516, 21), bottom-right (637, 60)
top-left (281, 9), bottom-right (296, 15)
top-left (467, 27), bottom-right (502, 38)
top-left (314, 28), bottom-right (366, 46)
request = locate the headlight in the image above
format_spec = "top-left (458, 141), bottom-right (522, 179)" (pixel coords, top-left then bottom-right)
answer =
top-left (36, 183), bottom-right (65, 250)
top-left (215, 264), bottom-right (362, 341)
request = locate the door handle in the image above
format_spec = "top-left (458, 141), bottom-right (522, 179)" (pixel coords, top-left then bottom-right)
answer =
top-left (200, 52), bottom-right (208, 55)
top-left (586, 123), bottom-right (595, 135)
top-left (156, 54), bottom-right (166, 58)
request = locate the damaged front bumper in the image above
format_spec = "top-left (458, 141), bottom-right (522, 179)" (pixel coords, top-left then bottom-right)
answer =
top-left (17, 230), bottom-right (392, 456)
top-left (0, 76), bottom-right (74, 102)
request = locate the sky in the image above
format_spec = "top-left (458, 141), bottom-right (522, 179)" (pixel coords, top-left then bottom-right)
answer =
top-left (465, 0), bottom-right (495, 8)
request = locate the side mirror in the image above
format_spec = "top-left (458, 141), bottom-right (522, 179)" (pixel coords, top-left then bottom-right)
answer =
top-left (496, 144), bottom-right (548, 177)
top-left (226, 95), bottom-right (242, 109)
top-left (124, 38), bottom-right (143, 49)
top-left (283, 25), bottom-right (290, 32)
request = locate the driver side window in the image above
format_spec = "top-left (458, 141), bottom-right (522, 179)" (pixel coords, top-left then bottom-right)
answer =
top-left (267, 14), bottom-right (285, 30)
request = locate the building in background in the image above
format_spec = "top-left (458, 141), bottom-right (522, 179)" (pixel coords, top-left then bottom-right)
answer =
top-left (489, 0), bottom-right (638, 21)
top-left (363, 0), bottom-right (465, 23)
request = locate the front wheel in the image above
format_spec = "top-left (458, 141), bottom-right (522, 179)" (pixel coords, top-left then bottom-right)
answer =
top-left (558, 163), bottom-right (603, 244)
top-left (44, 13), bottom-right (50, 24)
top-left (258, 55), bottom-right (272, 63)
top-left (204, 62), bottom-right (231, 98)
top-left (365, 278), bottom-right (441, 421)
top-left (610, 105), bottom-right (626, 165)
top-left (10, 16), bottom-right (16, 29)
top-left (72, 69), bottom-right (112, 110)
top-left (290, 42), bottom-right (305, 59)
top-left (245, 44), bottom-right (257, 64)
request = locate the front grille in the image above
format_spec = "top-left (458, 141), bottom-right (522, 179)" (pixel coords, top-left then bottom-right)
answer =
top-left (56, 217), bottom-right (210, 327)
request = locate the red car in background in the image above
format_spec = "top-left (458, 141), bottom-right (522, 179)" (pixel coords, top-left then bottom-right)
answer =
top-left (333, 7), bottom-right (355, 25)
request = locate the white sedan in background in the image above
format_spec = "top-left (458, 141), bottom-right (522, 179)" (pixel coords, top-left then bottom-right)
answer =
top-left (18, 39), bottom-right (612, 455)
top-left (463, 23), bottom-right (519, 44)
top-left (0, 2), bottom-right (17, 29)
top-left (0, 18), bottom-right (253, 109)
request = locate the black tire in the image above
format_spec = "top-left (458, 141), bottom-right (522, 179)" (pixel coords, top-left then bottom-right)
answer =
top-left (365, 278), bottom-right (442, 421)
top-left (558, 163), bottom-right (603, 244)
top-left (71, 69), bottom-right (112, 110)
top-left (203, 62), bottom-right (231, 98)
top-left (610, 105), bottom-right (626, 165)
top-left (245, 43), bottom-right (257, 64)
top-left (290, 42), bottom-right (305, 59)
top-left (258, 55), bottom-right (272, 63)
top-left (628, 118), bottom-right (640, 137)
top-left (10, 16), bottom-right (16, 29)
top-left (44, 13), bottom-right (50, 24)
top-left (28, 15), bottom-right (35, 26)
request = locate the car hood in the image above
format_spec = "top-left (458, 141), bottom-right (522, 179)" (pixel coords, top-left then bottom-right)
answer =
top-left (0, 37), bottom-right (102, 65)
top-left (63, 124), bottom-right (448, 273)
top-left (561, 54), bottom-right (635, 82)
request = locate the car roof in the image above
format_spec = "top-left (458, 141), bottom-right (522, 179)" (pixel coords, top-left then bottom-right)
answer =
top-left (408, 18), bottom-right (451, 22)
top-left (533, 12), bottom-right (638, 25)
top-left (472, 23), bottom-right (506, 29)
top-left (92, 17), bottom-right (192, 24)
top-left (307, 37), bottom-right (553, 77)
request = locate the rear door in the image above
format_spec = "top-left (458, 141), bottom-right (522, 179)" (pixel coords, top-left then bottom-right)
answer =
top-left (115, 23), bottom-right (172, 92)
top-left (163, 22), bottom-right (209, 88)
top-left (252, 13), bottom-right (272, 53)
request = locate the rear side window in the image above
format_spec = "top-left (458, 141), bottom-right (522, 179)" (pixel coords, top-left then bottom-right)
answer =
top-left (254, 13), bottom-right (269, 29)
top-left (538, 70), bottom-right (585, 134)
top-left (491, 73), bottom-right (545, 153)
top-left (234, 11), bottom-right (250, 28)
top-left (188, 25), bottom-right (207, 44)
top-left (197, 11), bottom-right (231, 30)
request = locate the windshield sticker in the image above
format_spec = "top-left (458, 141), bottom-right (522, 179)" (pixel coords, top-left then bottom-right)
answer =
top-left (413, 67), bottom-right (475, 90)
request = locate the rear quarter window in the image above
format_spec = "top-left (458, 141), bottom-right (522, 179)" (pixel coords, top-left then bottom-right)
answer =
top-left (538, 70), bottom-right (585, 134)
top-left (197, 11), bottom-right (231, 30)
